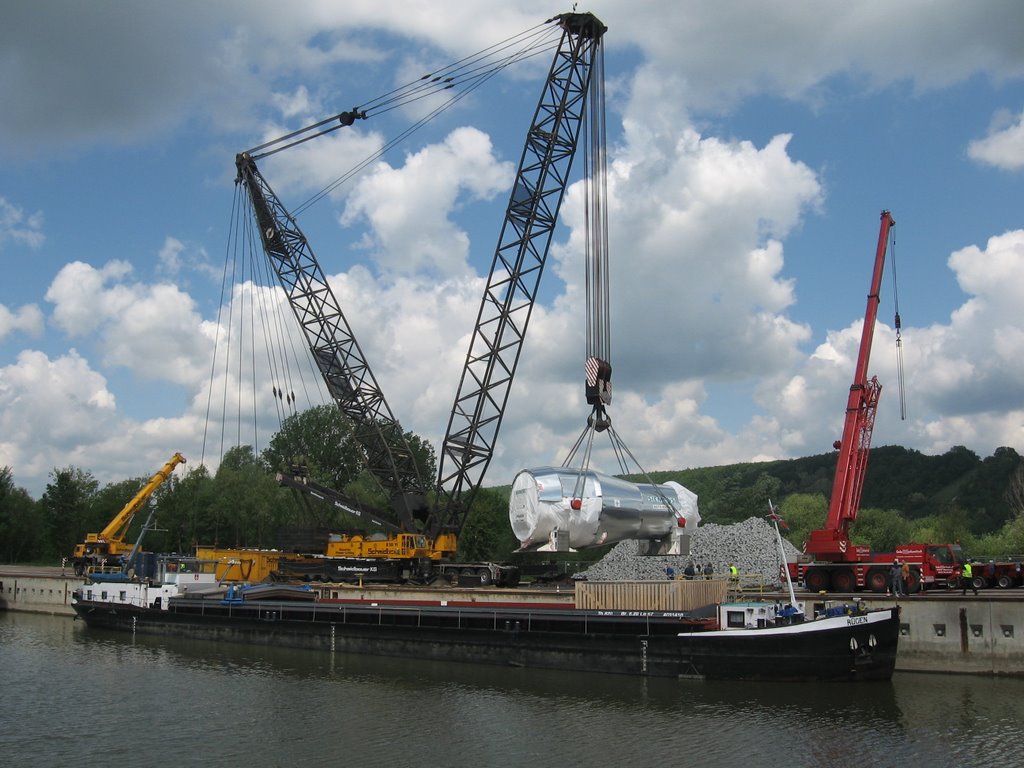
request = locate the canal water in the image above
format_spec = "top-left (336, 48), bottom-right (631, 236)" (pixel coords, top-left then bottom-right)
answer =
top-left (2, 611), bottom-right (1023, 767)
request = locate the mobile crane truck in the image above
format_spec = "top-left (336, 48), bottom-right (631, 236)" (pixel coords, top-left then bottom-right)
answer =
top-left (70, 452), bottom-right (186, 576)
top-left (786, 212), bottom-right (965, 593)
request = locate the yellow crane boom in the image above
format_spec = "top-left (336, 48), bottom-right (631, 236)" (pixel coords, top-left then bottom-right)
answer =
top-left (71, 452), bottom-right (186, 573)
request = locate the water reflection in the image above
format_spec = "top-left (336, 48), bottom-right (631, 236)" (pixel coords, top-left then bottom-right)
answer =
top-left (3, 611), bottom-right (1023, 768)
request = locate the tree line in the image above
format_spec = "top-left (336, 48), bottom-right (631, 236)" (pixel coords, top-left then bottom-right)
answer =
top-left (1, 404), bottom-right (1022, 564)
top-left (0, 406), bottom-right (518, 565)
top-left (638, 444), bottom-right (1024, 559)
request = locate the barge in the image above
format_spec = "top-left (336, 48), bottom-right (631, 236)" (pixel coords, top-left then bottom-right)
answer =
top-left (71, 573), bottom-right (898, 681)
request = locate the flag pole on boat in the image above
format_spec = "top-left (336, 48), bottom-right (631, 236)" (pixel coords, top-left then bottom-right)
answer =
top-left (769, 500), bottom-right (801, 613)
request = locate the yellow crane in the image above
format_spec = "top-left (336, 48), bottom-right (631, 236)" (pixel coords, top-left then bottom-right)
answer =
top-left (70, 452), bottom-right (186, 575)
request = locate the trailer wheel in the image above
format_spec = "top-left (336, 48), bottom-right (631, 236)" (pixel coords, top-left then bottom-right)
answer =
top-left (972, 576), bottom-right (986, 591)
top-left (832, 568), bottom-right (856, 593)
top-left (804, 568), bottom-right (831, 592)
top-left (998, 575), bottom-right (1016, 589)
top-left (866, 569), bottom-right (888, 593)
top-left (477, 568), bottom-right (492, 587)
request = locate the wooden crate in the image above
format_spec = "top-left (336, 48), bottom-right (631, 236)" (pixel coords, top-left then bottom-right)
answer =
top-left (575, 579), bottom-right (728, 611)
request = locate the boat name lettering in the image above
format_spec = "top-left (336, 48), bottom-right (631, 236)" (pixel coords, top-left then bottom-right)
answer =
top-left (846, 615), bottom-right (868, 626)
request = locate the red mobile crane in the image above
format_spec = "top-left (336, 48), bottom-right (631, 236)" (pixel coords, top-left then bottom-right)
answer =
top-left (788, 211), bottom-right (964, 593)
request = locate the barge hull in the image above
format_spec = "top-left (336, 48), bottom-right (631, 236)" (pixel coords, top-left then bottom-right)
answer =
top-left (73, 598), bottom-right (898, 681)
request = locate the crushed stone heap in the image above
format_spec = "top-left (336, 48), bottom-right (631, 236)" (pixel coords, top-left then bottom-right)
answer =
top-left (575, 516), bottom-right (801, 586)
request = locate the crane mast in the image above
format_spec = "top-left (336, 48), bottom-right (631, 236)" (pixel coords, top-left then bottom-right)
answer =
top-left (235, 155), bottom-right (430, 530)
top-left (432, 11), bottom-right (606, 539)
top-left (804, 210), bottom-right (895, 563)
top-left (236, 12), bottom-right (606, 548)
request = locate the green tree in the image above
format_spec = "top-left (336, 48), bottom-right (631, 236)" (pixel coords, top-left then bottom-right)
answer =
top-left (148, 464), bottom-right (215, 553)
top-left (262, 405), bottom-right (364, 490)
top-left (932, 500), bottom-right (974, 546)
top-left (87, 477), bottom-right (149, 546)
top-left (1006, 458), bottom-right (1024, 519)
top-left (849, 507), bottom-right (913, 552)
top-left (702, 470), bottom-right (783, 523)
top-left (41, 466), bottom-right (98, 559)
top-left (777, 493), bottom-right (828, 550)
top-left (0, 467), bottom-right (49, 562)
top-left (263, 406), bottom-right (439, 533)
top-left (457, 487), bottom-right (518, 561)
top-left (750, 472), bottom-right (783, 517)
top-left (207, 446), bottom-right (286, 548)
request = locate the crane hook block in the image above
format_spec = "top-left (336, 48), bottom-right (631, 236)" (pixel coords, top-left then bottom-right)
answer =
top-left (585, 356), bottom-right (612, 406)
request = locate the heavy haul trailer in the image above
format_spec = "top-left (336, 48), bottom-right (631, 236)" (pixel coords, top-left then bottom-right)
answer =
top-left (234, 13), bottom-right (608, 585)
top-left (962, 559), bottom-right (1024, 590)
top-left (785, 212), bottom-right (964, 593)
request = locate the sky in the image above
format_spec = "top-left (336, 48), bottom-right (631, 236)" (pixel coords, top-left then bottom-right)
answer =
top-left (2, 0), bottom-right (1024, 501)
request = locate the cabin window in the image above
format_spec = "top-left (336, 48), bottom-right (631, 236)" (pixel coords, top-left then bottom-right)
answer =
top-left (119, 591), bottom-right (126, 601)
top-left (101, 591), bottom-right (108, 600)
top-left (726, 610), bottom-right (745, 628)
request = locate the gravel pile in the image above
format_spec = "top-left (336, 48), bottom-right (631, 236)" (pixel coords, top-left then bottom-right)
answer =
top-left (575, 517), bottom-right (801, 587)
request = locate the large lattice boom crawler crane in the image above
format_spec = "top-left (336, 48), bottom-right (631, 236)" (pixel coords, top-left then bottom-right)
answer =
top-left (236, 12), bottom-right (606, 583)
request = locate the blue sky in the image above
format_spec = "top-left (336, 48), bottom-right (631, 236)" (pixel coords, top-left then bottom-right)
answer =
top-left (2, 0), bottom-right (1023, 499)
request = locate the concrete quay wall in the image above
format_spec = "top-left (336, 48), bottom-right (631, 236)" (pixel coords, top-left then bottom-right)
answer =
top-left (0, 568), bottom-right (83, 616)
top-left (882, 595), bottom-right (1024, 675)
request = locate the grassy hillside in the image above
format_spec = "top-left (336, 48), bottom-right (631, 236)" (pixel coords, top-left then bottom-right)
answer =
top-left (625, 444), bottom-right (1022, 535)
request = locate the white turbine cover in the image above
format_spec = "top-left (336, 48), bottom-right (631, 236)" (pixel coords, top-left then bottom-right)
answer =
top-left (509, 468), bottom-right (700, 550)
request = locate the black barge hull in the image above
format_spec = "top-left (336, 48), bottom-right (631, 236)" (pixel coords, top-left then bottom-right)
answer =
top-left (72, 597), bottom-right (899, 681)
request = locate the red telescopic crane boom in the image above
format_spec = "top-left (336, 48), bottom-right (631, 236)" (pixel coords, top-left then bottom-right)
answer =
top-left (804, 210), bottom-right (895, 563)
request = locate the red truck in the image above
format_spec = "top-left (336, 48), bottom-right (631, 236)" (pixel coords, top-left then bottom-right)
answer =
top-left (789, 542), bottom-right (965, 593)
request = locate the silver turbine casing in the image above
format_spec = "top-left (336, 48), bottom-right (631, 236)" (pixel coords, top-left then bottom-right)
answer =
top-left (509, 467), bottom-right (699, 550)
